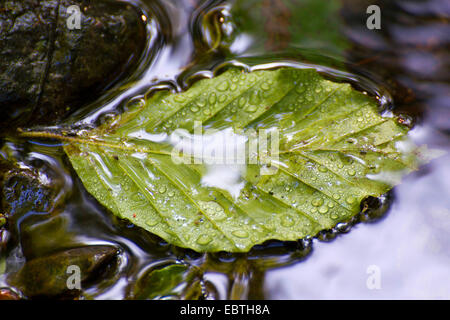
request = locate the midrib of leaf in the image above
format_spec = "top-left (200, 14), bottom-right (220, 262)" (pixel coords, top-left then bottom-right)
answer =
top-left (21, 131), bottom-right (174, 157)
top-left (22, 92), bottom-right (404, 222)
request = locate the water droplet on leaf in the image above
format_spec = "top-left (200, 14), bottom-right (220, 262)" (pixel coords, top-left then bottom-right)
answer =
top-left (232, 230), bottom-right (249, 238)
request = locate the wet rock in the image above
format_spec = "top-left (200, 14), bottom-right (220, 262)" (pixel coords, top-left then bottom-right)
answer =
top-left (9, 245), bottom-right (117, 298)
top-left (0, 143), bottom-right (72, 255)
top-left (19, 215), bottom-right (78, 260)
top-left (0, 0), bottom-right (146, 129)
top-left (1, 167), bottom-right (56, 218)
top-left (0, 140), bottom-right (71, 220)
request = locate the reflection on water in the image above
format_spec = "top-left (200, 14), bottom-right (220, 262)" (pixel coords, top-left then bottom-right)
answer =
top-left (0, 0), bottom-right (449, 299)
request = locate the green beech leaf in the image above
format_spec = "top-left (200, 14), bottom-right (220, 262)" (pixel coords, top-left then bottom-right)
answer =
top-left (24, 67), bottom-right (425, 252)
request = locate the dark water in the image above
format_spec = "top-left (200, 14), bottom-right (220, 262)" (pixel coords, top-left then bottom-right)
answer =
top-left (1, 0), bottom-right (449, 299)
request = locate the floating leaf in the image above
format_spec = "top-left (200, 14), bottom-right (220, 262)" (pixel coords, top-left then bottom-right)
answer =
top-left (21, 67), bottom-right (425, 252)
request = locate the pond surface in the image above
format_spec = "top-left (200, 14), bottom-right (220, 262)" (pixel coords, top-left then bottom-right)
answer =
top-left (0, 0), bottom-right (449, 299)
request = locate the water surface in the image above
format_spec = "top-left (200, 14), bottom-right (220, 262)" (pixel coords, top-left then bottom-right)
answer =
top-left (1, 0), bottom-right (449, 299)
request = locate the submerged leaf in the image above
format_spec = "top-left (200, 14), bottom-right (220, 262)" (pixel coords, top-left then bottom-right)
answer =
top-left (133, 263), bottom-right (203, 300)
top-left (24, 67), bottom-right (425, 252)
